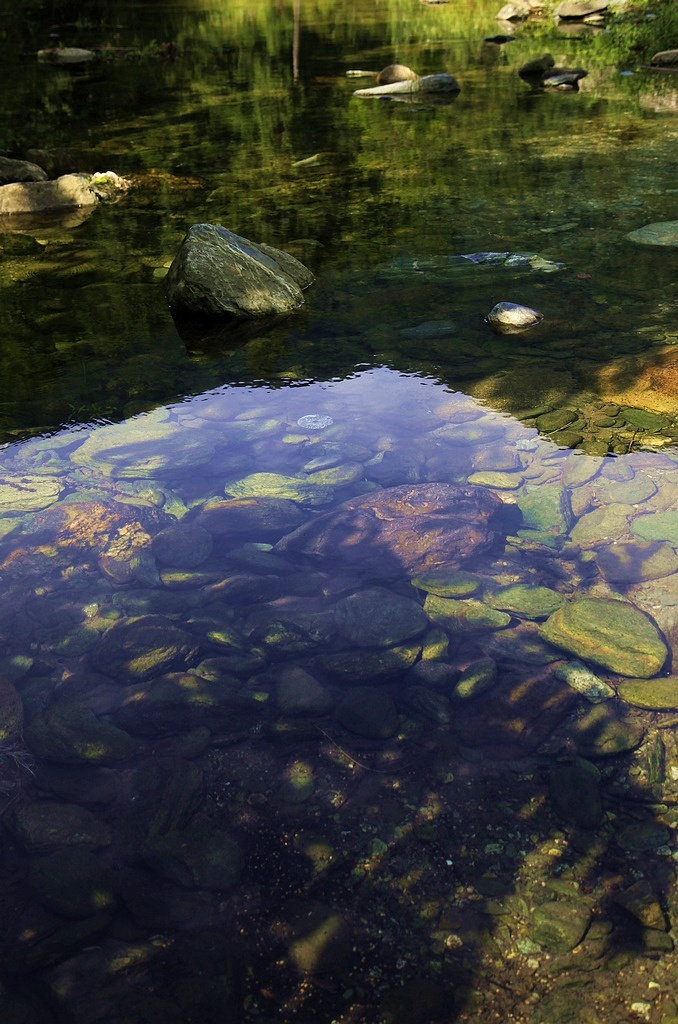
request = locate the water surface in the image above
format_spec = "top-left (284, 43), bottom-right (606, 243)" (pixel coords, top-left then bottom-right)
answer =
top-left (1, 1), bottom-right (677, 1022)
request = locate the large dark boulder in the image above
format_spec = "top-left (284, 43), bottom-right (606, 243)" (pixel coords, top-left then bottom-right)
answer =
top-left (164, 223), bottom-right (314, 318)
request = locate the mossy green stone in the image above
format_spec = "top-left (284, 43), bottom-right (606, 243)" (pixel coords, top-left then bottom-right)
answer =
top-left (517, 485), bottom-right (570, 535)
top-left (617, 676), bottom-right (678, 710)
top-left (424, 595), bottom-right (511, 632)
top-left (0, 475), bottom-right (63, 514)
top-left (486, 584), bottom-right (565, 619)
top-left (569, 505), bottom-right (635, 549)
top-left (453, 657), bottom-right (497, 699)
top-left (305, 462), bottom-right (364, 487)
top-left (411, 569), bottom-right (482, 597)
top-left (539, 598), bottom-right (668, 678)
top-left (631, 510), bottom-right (678, 544)
top-left (466, 471), bottom-right (523, 489)
top-left (225, 471), bottom-right (333, 507)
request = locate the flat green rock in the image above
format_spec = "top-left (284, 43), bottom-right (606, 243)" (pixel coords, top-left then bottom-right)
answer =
top-left (617, 676), bottom-right (678, 710)
top-left (627, 220), bottom-right (678, 246)
top-left (631, 510), bottom-right (678, 544)
top-left (411, 569), bottom-right (482, 597)
top-left (225, 471), bottom-right (333, 507)
top-left (467, 471), bottom-right (523, 489)
top-left (486, 584), bottom-right (565, 619)
top-left (539, 597), bottom-right (668, 678)
top-left (424, 595), bottom-right (511, 632)
top-left (0, 474), bottom-right (63, 514)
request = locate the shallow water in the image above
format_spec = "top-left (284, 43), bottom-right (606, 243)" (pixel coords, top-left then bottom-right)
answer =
top-left (1, 1), bottom-right (677, 1022)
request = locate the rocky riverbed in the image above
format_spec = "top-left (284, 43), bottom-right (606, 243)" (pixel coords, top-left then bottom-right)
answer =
top-left (1, 379), bottom-right (677, 1023)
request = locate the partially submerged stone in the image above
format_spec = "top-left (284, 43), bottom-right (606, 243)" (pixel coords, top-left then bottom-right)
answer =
top-left (164, 223), bottom-right (314, 318)
top-left (0, 174), bottom-right (98, 216)
top-left (353, 73), bottom-right (461, 97)
top-left (487, 301), bottom-right (543, 334)
top-left (38, 46), bottom-right (97, 63)
top-left (375, 64), bottom-right (418, 85)
top-left (554, 0), bottom-right (609, 18)
top-left (0, 156), bottom-right (48, 184)
top-left (539, 597), bottom-right (668, 678)
top-left (650, 50), bottom-right (678, 67)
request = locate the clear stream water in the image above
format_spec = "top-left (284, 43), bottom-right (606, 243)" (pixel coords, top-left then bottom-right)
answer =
top-left (0, 1), bottom-right (677, 1022)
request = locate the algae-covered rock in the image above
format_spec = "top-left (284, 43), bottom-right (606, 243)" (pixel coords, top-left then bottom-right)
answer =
top-left (334, 587), bottom-right (428, 647)
top-left (453, 657), bottom-right (498, 699)
top-left (312, 642), bottom-right (421, 683)
top-left (224, 472), bottom-right (333, 507)
top-left (529, 898), bottom-right (592, 953)
top-left (572, 703), bottom-right (645, 757)
top-left (486, 583), bottom-right (565, 620)
top-left (626, 221), bottom-right (678, 247)
top-left (90, 615), bottom-right (200, 684)
top-left (164, 223), bottom-right (314, 318)
top-left (29, 848), bottom-right (117, 918)
top-left (411, 569), bottom-right (483, 597)
top-left (617, 675), bottom-right (678, 710)
top-left (424, 595), bottom-right (511, 633)
top-left (10, 801), bottom-right (112, 853)
top-left (596, 540), bottom-right (678, 583)
top-left (539, 597), bottom-right (668, 677)
top-left (113, 671), bottom-right (242, 735)
top-left (0, 474), bottom-right (63, 515)
top-left (71, 416), bottom-right (217, 478)
top-left (141, 821), bottom-right (244, 889)
top-left (25, 700), bottom-right (137, 765)
top-left (195, 495), bottom-right (306, 538)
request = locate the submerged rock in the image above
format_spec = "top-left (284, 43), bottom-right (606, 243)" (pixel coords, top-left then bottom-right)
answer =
top-left (539, 597), bottom-right (668, 678)
top-left (334, 686), bottom-right (399, 738)
top-left (25, 700), bottom-right (137, 765)
top-left (617, 675), bottom-right (678, 710)
top-left (90, 615), bottom-right (200, 684)
top-left (141, 822), bottom-right (244, 889)
top-left (275, 482), bottom-right (504, 579)
top-left (626, 221), bottom-right (678, 247)
top-left (164, 223), bottom-right (314, 318)
top-left (334, 586), bottom-right (429, 647)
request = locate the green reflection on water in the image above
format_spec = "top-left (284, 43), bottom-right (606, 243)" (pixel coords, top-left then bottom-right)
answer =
top-left (0, 0), bottom-right (676, 448)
